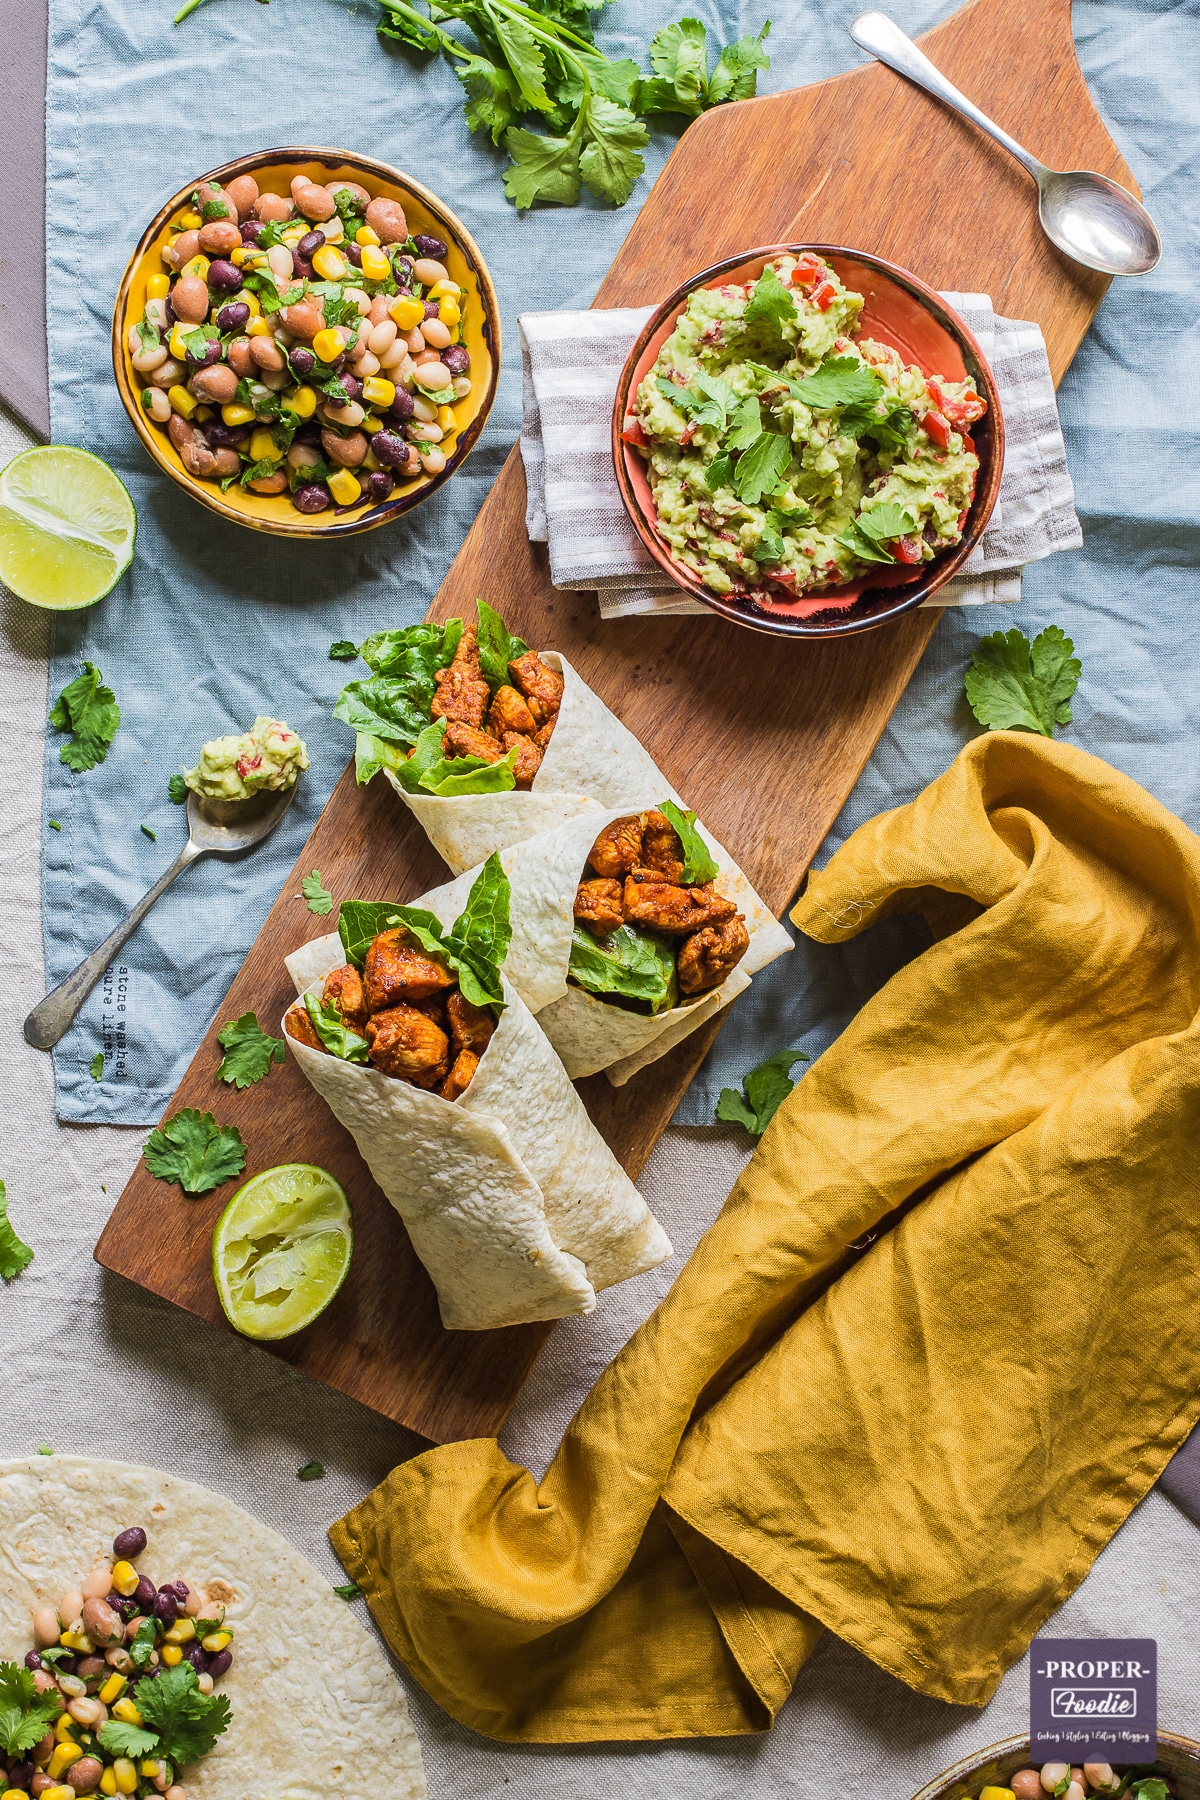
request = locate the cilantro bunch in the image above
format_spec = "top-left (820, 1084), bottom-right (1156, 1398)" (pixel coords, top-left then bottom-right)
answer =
top-left (716, 1046), bottom-right (808, 1136)
top-left (0, 1661), bottom-right (61, 1756)
top-left (99, 1662), bottom-right (230, 1770)
top-left (375, 0), bottom-right (771, 208)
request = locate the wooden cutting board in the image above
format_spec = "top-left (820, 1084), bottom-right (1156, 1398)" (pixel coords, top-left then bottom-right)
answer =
top-left (97, 0), bottom-right (1134, 1445)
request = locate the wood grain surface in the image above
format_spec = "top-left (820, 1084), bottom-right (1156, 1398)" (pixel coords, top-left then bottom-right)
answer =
top-left (97, 0), bottom-right (1136, 1444)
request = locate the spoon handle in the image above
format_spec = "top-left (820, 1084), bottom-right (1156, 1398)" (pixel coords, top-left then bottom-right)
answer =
top-left (850, 11), bottom-right (1046, 181)
top-left (23, 841), bottom-right (205, 1051)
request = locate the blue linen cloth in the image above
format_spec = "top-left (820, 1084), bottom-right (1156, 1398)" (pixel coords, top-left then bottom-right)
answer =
top-left (43, 0), bottom-right (1197, 1130)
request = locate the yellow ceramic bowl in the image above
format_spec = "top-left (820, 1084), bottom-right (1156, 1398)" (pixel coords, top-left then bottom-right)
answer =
top-left (112, 148), bottom-right (500, 538)
top-left (911, 1733), bottom-right (1200, 1800)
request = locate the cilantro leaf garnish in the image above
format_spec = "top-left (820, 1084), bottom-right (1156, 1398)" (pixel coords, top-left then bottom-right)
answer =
top-left (794, 354), bottom-right (883, 412)
top-left (168, 773), bottom-right (189, 804)
top-left (99, 1718), bottom-right (159, 1758)
top-left (143, 1110), bottom-right (247, 1196)
top-left (707, 22), bottom-right (772, 102)
top-left (298, 1460), bottom-right (325, 1479)
top-left (0, 1182), bottom-right (34, 1282)
top-left (640, 17), bottom-right (771, 115)
top-left (0, 1659), bottom-right (63, 1754)
top-left (333, 1581), bottom-right (363, 1600)
top-left (301, 870), bottom-right (334, 916)
top-left (328, 640), bottom-right (359, 662)
top-left (216, 1013), bottom-right (286, 1089)
top-left (49, 663), bottom-right (121, 773)
top-left (858, 502), bottom-right (917, 544)
top-left (964, 626), bottom-right (1082, 737)
top-left (656, 372), bottom-right (738, 433)
top-left (303, 993), bottom-right (371, 1063)
top-left (117, 1662), bottom-right (231, 1766)
top-left (128, 1619), bottom-right (159, 1671)
top-left (716, 1047), bottom-right (808, 1137)
top-left (578, 95), bottom-right (649, 208)
top-left (744, 263), bottom-right (797, 332)
top-left (239, 457), bottom-right (280, 489)
top-left (659, 801), bottom-right (719, 885)
top-left (90, 1052), bottom-right (104, 1081)
top-left (732, 432), bottom-right (791, 505)
top-left (724, 394), bottom-right (763, 452)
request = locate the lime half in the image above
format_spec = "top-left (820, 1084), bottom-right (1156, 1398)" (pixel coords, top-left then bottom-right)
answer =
top-left (213, 1164), bottom-right (353, 1341)
top-left (0, 445), bottom-right (136, 610)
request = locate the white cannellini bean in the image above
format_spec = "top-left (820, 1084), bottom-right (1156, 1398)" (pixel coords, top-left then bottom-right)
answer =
top-left (351, 350), bottom-right (380, 378)
top-left (412, 257), bottom-right (448, 284)
top-left (81, 1566), bottom-right (114, 1600)
top-left (367, 318), bottom-right (397, 355)
top-left (267, 244), bottom-right (294, 281)
top-left (411, 396), bottom-right (438, 423)
top-left (452, 374), bottom-right (472, 398)
top-left (343, 286), bottom-right (371, 315)
top-left (325, 401), bottom-right (365, 428)
top-left (379, 340), bottom-right (409, 372)
top-left (132, 344), bottom-right (168, 374)
top-left (418, 446), bottom-right (446, 474)
top-left (144, 297), bottom-right (169, 330)
top-left (318, 215), bottom-right (344, 244)
top-left (141, 388), bottom-right (172, 424)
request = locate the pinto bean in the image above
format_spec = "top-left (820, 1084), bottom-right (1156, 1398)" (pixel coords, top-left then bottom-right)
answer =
top-left (169, 229), bottom-right (201, 267)
top-left (247, 468), bottom-right (289, 494)
top-left (198, 219), bottom-right (241, 255)
top-left (171, 276), bottom-right (210, 323)
top-left (364, 196), bottom-right (408, 244)
top-left (223, 174), bottom-right (259, 220)
top-left (367, 295), bottom-right (391, 326)
top-left (329, 179), bottom-right (371, 209)
top-left (294, 183), bottom-right (336, 222)
top-left (146, 356), bottom-right (184, 390)
top-left (280, 299), bottom-right (324, 340)
top-left (80, 1598), bottom-right (123, 1646)
top-left (227, 337), bottom-right (255, 377)
top-left (321, 428), bottom-right (368, 468)
top-left (249, 336), bottom-right (285, 372)
top-left (191, 363), bottom-right (239, 402)
top-left (253, 191), bottom-right (293, 223)
top-left (168, 416), bottom-right (239, 481)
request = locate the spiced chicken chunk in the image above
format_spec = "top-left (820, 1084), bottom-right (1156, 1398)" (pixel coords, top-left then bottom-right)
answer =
top-left (678, 916), bottom-right (751, 995)
top-left (431, 625), bottom-right (490, 728)
top-left (284, 1000), bottom-right (323, 1050)
top-left (489, 684), bottom-right (537, 737)
top-left (623, 878), bottom-right (738, 936)
top-left (322, 963), bottom-right (368, 1031)
top-left (587, 815), bottom-right (647, 880)
top-left (442, 721), bottom-right (507, 764)
top-left (508, 650), bottom-right (564, 726)
top-left (574, 878), bottom-right (625, 935)
top-left (363, 926), bottom-right (456, 1011)
top-left (365, 1004), bottom-right (450, 1085)
top-left (447, 991), bottom-right (496, 1055)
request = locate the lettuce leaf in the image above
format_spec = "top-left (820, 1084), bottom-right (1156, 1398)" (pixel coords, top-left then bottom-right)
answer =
top-left (334, 620), bottom-right (463, 752)
top-left (659, 801), bottom-right (718, 884)
top-left (303, 993), bottom-right (370, 1063)
top-left (475, 599), bottom-right (529, 691)
top-left (336, 858), bottom-right (512, 1011)
top-left (384, 719), bottom-right (519, 796)
top-left (568, 924), bottom-right (677, 1014)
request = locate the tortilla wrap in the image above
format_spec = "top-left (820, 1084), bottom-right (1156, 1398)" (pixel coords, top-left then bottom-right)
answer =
top-left (388, 653), bottom-right (669, 875)
top-left (0, 1455), bottom-right (425, 1800)
top-left (283, 948), bottom-right (671, 1330)
top-left (409, 806), bottom-right (793, 1083)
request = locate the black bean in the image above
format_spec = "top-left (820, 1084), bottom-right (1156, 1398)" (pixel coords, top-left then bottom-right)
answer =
top-left (387, 388), bottom-right (415, 420)
top-left (113, 1527), bottom-right (148, 1559)
top-left (240, 219), bottom-right (265, 244)
top-left (164, 294), bottom-right (176, 325)
top-left (153, 1589), bottom-right (178, 1626)
top-left (345, 242), bottom-right (363, 268)
top-left (292, 255), bottom-right (314, 281)
top-left (371, 430), bottom-right (409, 469)
top-left (107, 1590), bottom-right (137, 1621)
top-left (186, 338), bottom-right (223, 368)
top-left (205, 421), bottom-right (249, 449)
top-left (293, 482), bottom-right (331, 514)
top-left (367, 470), bottom-right (395, 501)
top-left (216, 301), bottom-right (251, 332)
top-left (206, 1649), bottom-right (233, 1679)
top-left (339, 373), bottom-right (363, 403)
top-left (182, 1641), bottom-right (208, 1671)
top-left (413, 233), bottom-right (448, 259)
top-left (134, 1575), bottom-right (157, 1610)
top-left (441, 345), bottom-right (470, 375)
top-left (287, 346), bottom-right (316, 378)
top-left (423, 300), bottom-right (440, 320)
top-left (7, 1765), bottom-right (35, 1794)
top-left (296, 230), bottom-right (326, 259)
top-left (207, 259), bottom-right (242, 292)
top-left (24, 1650), bottom-right (42, 1670)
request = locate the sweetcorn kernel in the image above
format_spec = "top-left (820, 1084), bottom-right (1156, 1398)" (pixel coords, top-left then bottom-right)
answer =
top-left (246, 316), bottom-right (272, 338)
top-left (388, 296), bottom-right (424, 332)
top-left (436, 404), bottom-right (456, 431)
top-left (167, 386), bottom-right (197, 420)
top-left (54, 1715), bottom-right (78, 1744)
top-left (312, 327), bottom-right (345, 365)
top-left (358, 245), bottom-right (390, 283)
top-left (361, 376), bottom-right (396, 409)
top-left (249, 428), bottom-right (284, 463)
top-left (355, 224), bottom-right (381, 247)
top-left (311, 245), bottom-right (348, 282)
top-left (230, 246), bottom-right (246, 266)
top-left (111, 1698), bottom-right (144, 1727)
top-left (160, 1644), bottom-right (183, 1666)
top-left (180, 255), bottom-right (210, 281)
top-left (99, 1671), bottom-right (127, 1704)
top-left (221, 402), bottom-right (256, 427)
top-left (146, 273), bottom-right (170, 300)
top-left (100, 1769), bottom-right (119, 1796)
top-left (438, 298), bottom-right (460, 328)
top-left (281, 384), bottom-right (317, 419)
top-left (427, 279), bottom-right (461, 299)
top-left (112, 1760), bottom-right (138, 1795)
top-left (48, 1744), bottom-right (82, 1779)
top-left (327, 467), bottom-right (362, 506)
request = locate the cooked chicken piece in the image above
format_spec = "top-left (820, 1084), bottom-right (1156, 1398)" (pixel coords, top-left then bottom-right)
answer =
top-left (501, 730), bottom-right (543, 790)
top-left (587, 813), bottom-right (646, 880)
top-left (623, 877), bottom-right (738, 935)
top-left (677, 915), bottom-right (751, 994)
top-left (508, 650), bottom-right (564, 726)
top-left (363, 927), bottom-right (455, 1013)
top-left (439, 1048), bottom-right (480, 1102)
top-left (533, 718), bottom-right (556, 751)
top-left (322, 964), bottom-right (368, 1032)
top-left (489, 684), bottom-right (537, 737)
top-left (284, 1001), bottom-right (324, 1051)
top-left (574, 878), bottom-right (624, 936)
top-left (447, 991), bottom-right (496, 1055)
top-left (412, 992), bottom-right (450, 1030)
top-left (364, 1003), bottom-right (450, 1083)
top-left (431, 625), bottom-right (491, 728)
top-left (443, 721), bottom-right (505, 763)
top-left (641, 809), bottom-right (685, 884)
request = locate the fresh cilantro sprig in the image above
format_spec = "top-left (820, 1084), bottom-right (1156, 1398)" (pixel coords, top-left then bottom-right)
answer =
top-left (168, 774), bottom-right (189, 804)
top-left (0, 1660), bottom-right (62, 1754)
top-left (100, 1663), bottom-right (230, 1767)
top-left (838, 502), bottom-right (918, 567)
top-left (49, 663), bottom-right (121, 773)
top-left (964, 626), bottom-right (1081, 737)
top-left (0, 1182), bottom-right (34, 1282)
top-left (143, 1110), bottom-right (247, 1196)
top-left (301, 870), bottom-right (334, 916)
top-left (90, 1052), bottom-right (105, 1082)
top-left (716, 1047), bottom-right (808, 1137)
top-left (216, 1013), bottom-right (286, 1089)
top-left (328, 640), bottom-right (359, 662)
top-left (334, 1581), bottom-right (363, 1600)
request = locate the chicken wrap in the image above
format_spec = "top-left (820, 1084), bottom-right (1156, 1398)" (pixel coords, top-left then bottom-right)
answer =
top-left (283, 857), bottom-right (670, 1330)
top-left (332, 600), bottom-right (670, 874)
top-left (414, 804), bottom-right (793, 1083)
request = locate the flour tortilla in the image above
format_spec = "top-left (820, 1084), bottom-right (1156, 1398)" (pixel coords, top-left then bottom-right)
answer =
top-left (0, 1455), bottom-right (425, 1800)
top-left (409, 806), bottom-right (793, 1083)
top-left (388, 653), bottom-right (668, 875)
top-left (283, 950), bottom-right (671, 1330)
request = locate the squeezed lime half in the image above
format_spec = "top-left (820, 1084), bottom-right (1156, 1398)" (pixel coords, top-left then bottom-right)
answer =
top-left (0, 445), bottom-right (136, 609)
top-left (212, 1163), bottom-right (353, 1340)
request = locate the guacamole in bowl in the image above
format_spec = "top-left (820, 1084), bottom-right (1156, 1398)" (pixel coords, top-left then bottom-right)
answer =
top-left (620, 249), bottom-right (992, 619)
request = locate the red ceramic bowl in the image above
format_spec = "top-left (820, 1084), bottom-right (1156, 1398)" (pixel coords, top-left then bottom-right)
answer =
top-left (612, 244), bottom-right (1004, 638)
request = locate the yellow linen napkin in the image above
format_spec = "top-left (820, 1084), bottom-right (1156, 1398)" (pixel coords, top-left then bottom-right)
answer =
top-left (331, 732), bottom-right (1200, 1743)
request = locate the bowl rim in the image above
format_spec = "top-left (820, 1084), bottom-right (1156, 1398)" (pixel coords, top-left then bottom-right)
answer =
top-left (909, 1731), bottom-right (1200, 1800)
top-left (112, 145), bottom-right (501, 539)
top-left (611, 242), bottom-right (1005, 639)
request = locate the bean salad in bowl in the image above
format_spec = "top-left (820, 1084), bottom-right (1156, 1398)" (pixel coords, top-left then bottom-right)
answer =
top-left (113, 152), bottom-right (498, 536)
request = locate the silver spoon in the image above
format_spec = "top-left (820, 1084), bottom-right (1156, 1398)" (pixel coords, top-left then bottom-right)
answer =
top-left (849, 11), bottom-right (1161, 277)
top-left (24, 784), bottom-right (299, 1051)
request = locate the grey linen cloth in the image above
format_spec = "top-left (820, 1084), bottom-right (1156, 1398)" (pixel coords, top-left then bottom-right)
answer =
top-left (519, 293), bottom-right (1082, 619)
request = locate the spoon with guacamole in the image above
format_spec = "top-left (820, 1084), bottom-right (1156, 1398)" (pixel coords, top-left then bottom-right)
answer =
top-left (23, 718), bottom-right (308, 1051)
